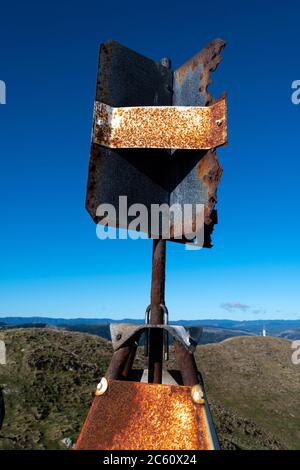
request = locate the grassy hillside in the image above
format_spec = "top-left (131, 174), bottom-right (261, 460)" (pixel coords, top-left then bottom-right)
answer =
top-left (0, 329), bottom-right (112, 449)
top-left (0, 329), bottom-right (299, 450)
top-left (195, 337), bottom-right (300, 450)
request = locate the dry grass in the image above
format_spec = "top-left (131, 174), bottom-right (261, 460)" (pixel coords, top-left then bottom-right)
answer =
top-left (0, 329), bottom-right (299, 449)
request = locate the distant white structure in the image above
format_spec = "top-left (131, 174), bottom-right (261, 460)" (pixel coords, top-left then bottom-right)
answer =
top-left (0, 340), bottom-right (6, 364)
top-left (0, 80), bottom-right (6, 105)
top-left (262, 327), bottom-right (267, 337)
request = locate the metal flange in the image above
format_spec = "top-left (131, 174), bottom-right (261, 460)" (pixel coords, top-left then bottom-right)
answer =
top-left (110, 323), bottom-right (202, 353)
top-left (93, 97), bottom-right (227, 150)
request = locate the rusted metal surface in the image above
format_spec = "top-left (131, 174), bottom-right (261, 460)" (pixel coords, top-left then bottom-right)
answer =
top-left (174, 339), bottom-right (199, 387)
top-left (198, 150), bottom-right (223, 225)
top-left (109, 323), bottom-right (202, 353)
top-left (150, 239), bottom-right (166, 321)
top-left (173, 38), bottom-right (226, 107)
top-left (75, 379), bottom-right (216, 450)
top-left (79, 40), bottom-right (225, 450)
top-left (121, 345), bottom-right (137, 379)
top-left (148, 326), bottom-right (163, 384)
top-left (170, 38), bottom-right (226, 241)
top-left (148, 239), bottom-right (166, 384)
top-left (93, 98), bottom-right (227, 150)
top-left (95, 40), bottom-right (173, 107)
top-left (85, 39), bottom-right (226, 247)
top-left (105, 346), bottom-right (134, 380)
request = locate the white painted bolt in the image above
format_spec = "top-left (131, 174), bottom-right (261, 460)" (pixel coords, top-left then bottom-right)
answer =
top-left (95, 377), bottom-right (108, 396)
top-left (191, 384), bottom-right (205, 404)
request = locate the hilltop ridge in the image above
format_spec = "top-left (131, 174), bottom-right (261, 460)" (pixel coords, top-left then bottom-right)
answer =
top-left (0, 329), bottom-right (299, 450)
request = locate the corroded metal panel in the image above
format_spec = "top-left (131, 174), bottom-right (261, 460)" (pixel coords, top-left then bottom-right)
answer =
top-left (173, 38), bottom-right (226, 107)
top-left (86, 39), bottom-right (226, 247)
top-left (75, 379), bottom-right (216, 450)
top-left (86, 40), bottom-right (172, 238)
top-left (93, 98), bottom-right (227, 149)
top-left (170, 39), bottom-right (226, 235)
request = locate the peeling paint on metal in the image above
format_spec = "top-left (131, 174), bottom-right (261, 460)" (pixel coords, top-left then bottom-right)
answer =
top-left (173, 38), bottom-right (226, 107)
top-left (198, 150), bottom-right (223, 225)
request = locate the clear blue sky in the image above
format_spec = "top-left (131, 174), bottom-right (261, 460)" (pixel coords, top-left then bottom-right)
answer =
top-left (0, 0), bottom-right (299, 320)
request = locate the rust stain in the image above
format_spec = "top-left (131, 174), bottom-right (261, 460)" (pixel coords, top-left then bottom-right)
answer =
top-left (85, 143), bottom-right (101, 218)
top-left (101, 43), bottom-right (111, 64)
top-left (198, 39), bottom-right (226, 105)
top-left (175, 38), bottom-right (225, 106)
top-left (198, 151), bottom-right (223, 225)
top-left (93, 98), bottom-right (227, 150)
top-left (75, 379), bottom-right (213, 450)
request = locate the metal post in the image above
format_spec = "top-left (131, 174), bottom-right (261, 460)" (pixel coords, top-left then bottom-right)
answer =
top-left (148, 238), bottom-right (166, 383)
top-left (147, 57), bottom-right (170, 385)
top-left (174, 340), bottom-right (199, 386)
top-left (105, 346), bottom-right (133, 380)
top-left (122, 343), bottom-right (138, 379)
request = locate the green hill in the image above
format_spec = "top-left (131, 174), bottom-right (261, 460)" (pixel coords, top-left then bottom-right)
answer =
top-left (0, 329), bottom-right (299, 450)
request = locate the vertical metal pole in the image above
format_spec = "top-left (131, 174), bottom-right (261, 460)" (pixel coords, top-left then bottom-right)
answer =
top-left (148, 239), bottom-right (166, 383)
top-left (147, 57), bottom-right (170, 384)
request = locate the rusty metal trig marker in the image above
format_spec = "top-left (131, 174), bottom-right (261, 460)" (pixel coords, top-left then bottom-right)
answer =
top-left (76, 38), bottom-right (227, 451)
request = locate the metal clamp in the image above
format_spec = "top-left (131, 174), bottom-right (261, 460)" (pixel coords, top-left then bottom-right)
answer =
top-left (93, 98), bottom-right (227, 150)
top-left (110, 322), bottom-right (202, 354)
top-left (144, 305), bottom-right (169, 359)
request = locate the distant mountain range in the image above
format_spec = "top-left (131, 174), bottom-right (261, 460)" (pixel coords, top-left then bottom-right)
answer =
top-left (1, 317), bottom-right (300, 342)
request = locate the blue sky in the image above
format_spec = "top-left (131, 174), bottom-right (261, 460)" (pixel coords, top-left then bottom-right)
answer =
top-left (0, 0), bottom-right (299, 320)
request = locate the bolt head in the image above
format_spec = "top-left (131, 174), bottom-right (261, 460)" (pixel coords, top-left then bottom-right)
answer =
top-left (95, 377), bottom-right (108, 396)
top-left (191, 384), bottom-right (205, 404)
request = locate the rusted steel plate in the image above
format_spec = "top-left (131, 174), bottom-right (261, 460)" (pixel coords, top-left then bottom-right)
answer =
top-left (173, 38), bottom-right (226, 107)
top-left (75, 379), bottom-right (216, 450)
top-left (93, 98), bottom-right (227, 150)
top-left (86, 40), bottom-right (173, 239)
top-left (170, 39), bottom-right (226, 238)
top-left (86, 39), bottom-right (226, 247)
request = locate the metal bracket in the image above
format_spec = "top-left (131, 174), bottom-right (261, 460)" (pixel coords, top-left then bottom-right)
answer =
top-left (144, 304), bottom-right (169, 359)
top-left (110, 323), bottom-right (202, 353)
top-left (93, 97), bottom-right (227, 150)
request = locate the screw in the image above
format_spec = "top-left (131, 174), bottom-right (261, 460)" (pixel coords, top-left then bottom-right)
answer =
top-left (97, 118), bottom-right (105, 127)
top-left (116, 333), bottom-right (122, 341)
top-left (216, 119), bottom-right (223, 127)
top-left (191, 384), bottom-right (205, 404)
top-left (95, 377), bottom-right (108, 396)
top-left (160, 57), bottom-right (171, 69)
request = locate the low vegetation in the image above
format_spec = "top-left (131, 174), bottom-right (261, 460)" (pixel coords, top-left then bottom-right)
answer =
top-left (0, 329), bottom-right (299, 450)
